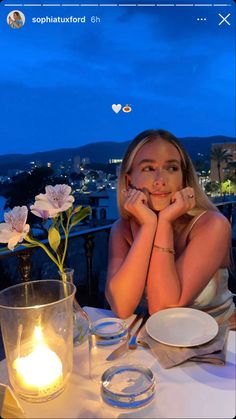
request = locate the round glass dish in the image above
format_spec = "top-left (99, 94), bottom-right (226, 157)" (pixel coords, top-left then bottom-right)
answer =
top-left (91, 317), bottom-right (128, 346)
top-left (101, 364), bottom-right (156, 409)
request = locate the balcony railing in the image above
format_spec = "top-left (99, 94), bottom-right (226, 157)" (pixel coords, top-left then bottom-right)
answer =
top-left (0, 200), bottom-right (236, 308)
top-left (215, 200), bottom-right (236, 227)
top-left (0, 224), bottom-right (112, 308)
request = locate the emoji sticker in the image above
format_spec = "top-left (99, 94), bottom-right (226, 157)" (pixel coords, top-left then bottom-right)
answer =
top-left (112, 104), bottom-right (122, 114)
top-left (122, 104), bottom-right (132, 113)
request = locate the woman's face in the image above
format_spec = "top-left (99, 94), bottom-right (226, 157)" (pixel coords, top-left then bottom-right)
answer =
top-left (127, 138), bottom-right (184, 211)
top-left (13, 12), bottom-right (21, 19)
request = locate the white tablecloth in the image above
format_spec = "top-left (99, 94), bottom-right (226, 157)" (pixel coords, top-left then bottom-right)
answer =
top-left (0, 306), bottom-right (235, 419)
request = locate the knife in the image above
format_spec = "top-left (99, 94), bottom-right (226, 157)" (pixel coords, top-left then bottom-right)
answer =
top-left (128, 314), bottom-right (149, 349)
top-left (106, 312), bottom-right (144, 361)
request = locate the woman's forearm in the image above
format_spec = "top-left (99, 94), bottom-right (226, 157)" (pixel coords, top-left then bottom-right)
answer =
top-left (147, 219), bottom-right (181, 313)
top-left (106, 223), bottom-right (156, 318)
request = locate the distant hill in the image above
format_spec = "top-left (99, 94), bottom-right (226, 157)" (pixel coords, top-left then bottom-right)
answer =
top-left (0, 136), bottom-right (235, 175)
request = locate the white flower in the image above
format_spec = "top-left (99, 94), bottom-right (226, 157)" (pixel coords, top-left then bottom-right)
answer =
top-left (30, 184), bottom-right (75, 218)
top-left (0, 206), bottom-right (30, 250)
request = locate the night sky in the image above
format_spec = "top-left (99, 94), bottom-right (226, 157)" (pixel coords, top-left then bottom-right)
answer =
top-left (0, 1), bottom-right (235, 155)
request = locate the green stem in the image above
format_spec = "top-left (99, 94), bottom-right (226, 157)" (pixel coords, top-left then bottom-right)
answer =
top-left (60, 213), bottom-right (70, 269)
top-left (25, 235), bottom-right (62, 270)
top-left (56, 252), bottom-right (62, 266)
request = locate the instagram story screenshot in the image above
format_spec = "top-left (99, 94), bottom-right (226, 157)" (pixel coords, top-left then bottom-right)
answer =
top-left (0, 2), bottom-right (236, 418)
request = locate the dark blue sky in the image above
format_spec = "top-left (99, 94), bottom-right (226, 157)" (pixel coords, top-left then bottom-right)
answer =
top-left (0, 1), bottom-right (235, 155)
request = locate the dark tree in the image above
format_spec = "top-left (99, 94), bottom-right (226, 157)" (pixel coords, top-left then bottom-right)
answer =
top-left (4, 166), bottom-right (55, 210)
top-left (193, 156), bottom-right (209, 175)
top-left (211, 147), bottom-right (232, 184)
top-left (204, 181), bottom-right (220, 194)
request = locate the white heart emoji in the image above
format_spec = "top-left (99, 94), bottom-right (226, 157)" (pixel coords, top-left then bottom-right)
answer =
top-left (112, 104), bottom-right (122, 114)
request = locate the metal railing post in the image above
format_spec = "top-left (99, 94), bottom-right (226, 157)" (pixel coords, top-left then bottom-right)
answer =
top-left (83, 233), bottom-right (95, 305)
top-left (17, 249), bottom-right (32, 282)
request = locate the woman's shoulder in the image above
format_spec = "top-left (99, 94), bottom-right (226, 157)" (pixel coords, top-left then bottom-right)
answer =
top-left (189, 209), bottom-right (231, 236)
top-left (195, 209), bottom-right (230, 225)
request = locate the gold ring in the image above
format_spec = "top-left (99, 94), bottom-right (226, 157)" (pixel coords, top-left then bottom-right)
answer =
top-left (188, 194), bottom-right (194, 199)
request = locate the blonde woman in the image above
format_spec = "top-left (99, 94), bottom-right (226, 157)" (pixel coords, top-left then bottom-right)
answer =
top-left (105, 129), bottom-right (235, 322)
top-left (8, 11), bottom-right (23, 29)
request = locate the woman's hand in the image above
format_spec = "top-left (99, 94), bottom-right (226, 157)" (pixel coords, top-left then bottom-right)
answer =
top-left (123, 187), bottom-right (157, 227)
top-left (159, 187), bottom-right (196, 223)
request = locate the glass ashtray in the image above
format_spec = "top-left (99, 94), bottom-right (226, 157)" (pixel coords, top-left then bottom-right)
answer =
top-left (101, 364), bottom-right (156, 409)
top-left (91, 317), bottom-right (128, 346)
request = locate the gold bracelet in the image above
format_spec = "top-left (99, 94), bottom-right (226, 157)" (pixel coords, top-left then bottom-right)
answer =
top-left (153, 245), bottom-right (175, 255)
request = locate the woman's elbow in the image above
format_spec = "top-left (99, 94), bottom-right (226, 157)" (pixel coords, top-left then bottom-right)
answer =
top-left (148, 297), bottom-right (186, 315)
top-left (105, 289), bottom-right (134, 319)
top-left (148, 303), bottom-right (168, 315)
top-left (116, 309), bottom-right (133, 319)
top-left (107, 297), bottom-right (134, 319)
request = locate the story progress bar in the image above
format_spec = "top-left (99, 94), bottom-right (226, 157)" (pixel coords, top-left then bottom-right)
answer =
top-left (3, 2), bottom-right (233, 6)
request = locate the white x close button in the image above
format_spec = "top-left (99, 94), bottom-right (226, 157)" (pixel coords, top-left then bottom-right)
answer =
top-left (218, 13), bottom-right (231, 26)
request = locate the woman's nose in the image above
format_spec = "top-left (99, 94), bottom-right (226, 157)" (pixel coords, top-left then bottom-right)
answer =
top-left (153, 169), bottom-right (166, 186)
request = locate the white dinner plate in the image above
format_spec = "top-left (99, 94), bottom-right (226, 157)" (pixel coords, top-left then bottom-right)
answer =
top-left (146, 308), bottom-right (219, 347)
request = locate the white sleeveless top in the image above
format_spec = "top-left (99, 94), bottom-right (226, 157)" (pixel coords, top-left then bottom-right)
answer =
top-left (190, 268), bottom-right (234, 323)
top-left (187, 211), bottom-right (234, 322)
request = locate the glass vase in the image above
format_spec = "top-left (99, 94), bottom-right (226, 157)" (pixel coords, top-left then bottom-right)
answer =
top-left (0, 280), bottom-right (75, 403)
top-left (59, 268), bottom-right (90, 345)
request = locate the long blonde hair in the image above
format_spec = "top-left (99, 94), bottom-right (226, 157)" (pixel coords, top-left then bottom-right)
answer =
top-left (117, 129), bottom-right (217, 218)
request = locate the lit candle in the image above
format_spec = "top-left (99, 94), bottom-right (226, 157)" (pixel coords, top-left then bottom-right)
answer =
top-left (13, 326), bottom-right (63, 394)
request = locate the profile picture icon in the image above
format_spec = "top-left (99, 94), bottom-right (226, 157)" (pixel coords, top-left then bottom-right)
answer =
top-left (7, 10), bottom-right (25, 29)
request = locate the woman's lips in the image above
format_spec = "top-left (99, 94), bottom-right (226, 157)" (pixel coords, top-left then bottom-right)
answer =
top-left (150, 192), bottom-right (171, 198)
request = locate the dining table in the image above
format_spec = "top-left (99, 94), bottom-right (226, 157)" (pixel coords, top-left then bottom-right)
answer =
top-left (0, 306), bottom-right (235, 419)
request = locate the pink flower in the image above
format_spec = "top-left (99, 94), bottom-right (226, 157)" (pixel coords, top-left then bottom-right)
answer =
top-left (0, 206), bottom-right (30, 250)
top-left (30, 184), bottom-right (75, 218)
top-left (30, 207), bottom-right (49, 220)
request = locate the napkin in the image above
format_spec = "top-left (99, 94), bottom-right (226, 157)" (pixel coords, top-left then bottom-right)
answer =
top-left (138, 312), bottom-right (236, 369)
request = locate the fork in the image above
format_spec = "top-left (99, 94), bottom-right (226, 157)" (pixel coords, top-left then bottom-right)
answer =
top-left (128, 315), bottom-right (148, 350)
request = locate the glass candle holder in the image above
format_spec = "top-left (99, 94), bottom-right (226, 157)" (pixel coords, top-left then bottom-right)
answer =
top-left (0, 280), bottom-right (76, 403)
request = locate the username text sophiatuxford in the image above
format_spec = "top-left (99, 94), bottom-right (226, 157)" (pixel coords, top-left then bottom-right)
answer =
top-left (32, 16), bottom-right (92, 24)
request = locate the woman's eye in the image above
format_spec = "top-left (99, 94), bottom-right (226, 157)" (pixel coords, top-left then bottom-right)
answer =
top-left (166, 166), bottom-right (179, 172)
top-left (142, 166), bottom-right (155, 172)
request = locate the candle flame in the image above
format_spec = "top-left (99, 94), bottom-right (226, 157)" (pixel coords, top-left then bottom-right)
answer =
top-left (13, 326), bottom-right (62, 389)
top-left (34, 326), bottom-right (42, 342)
